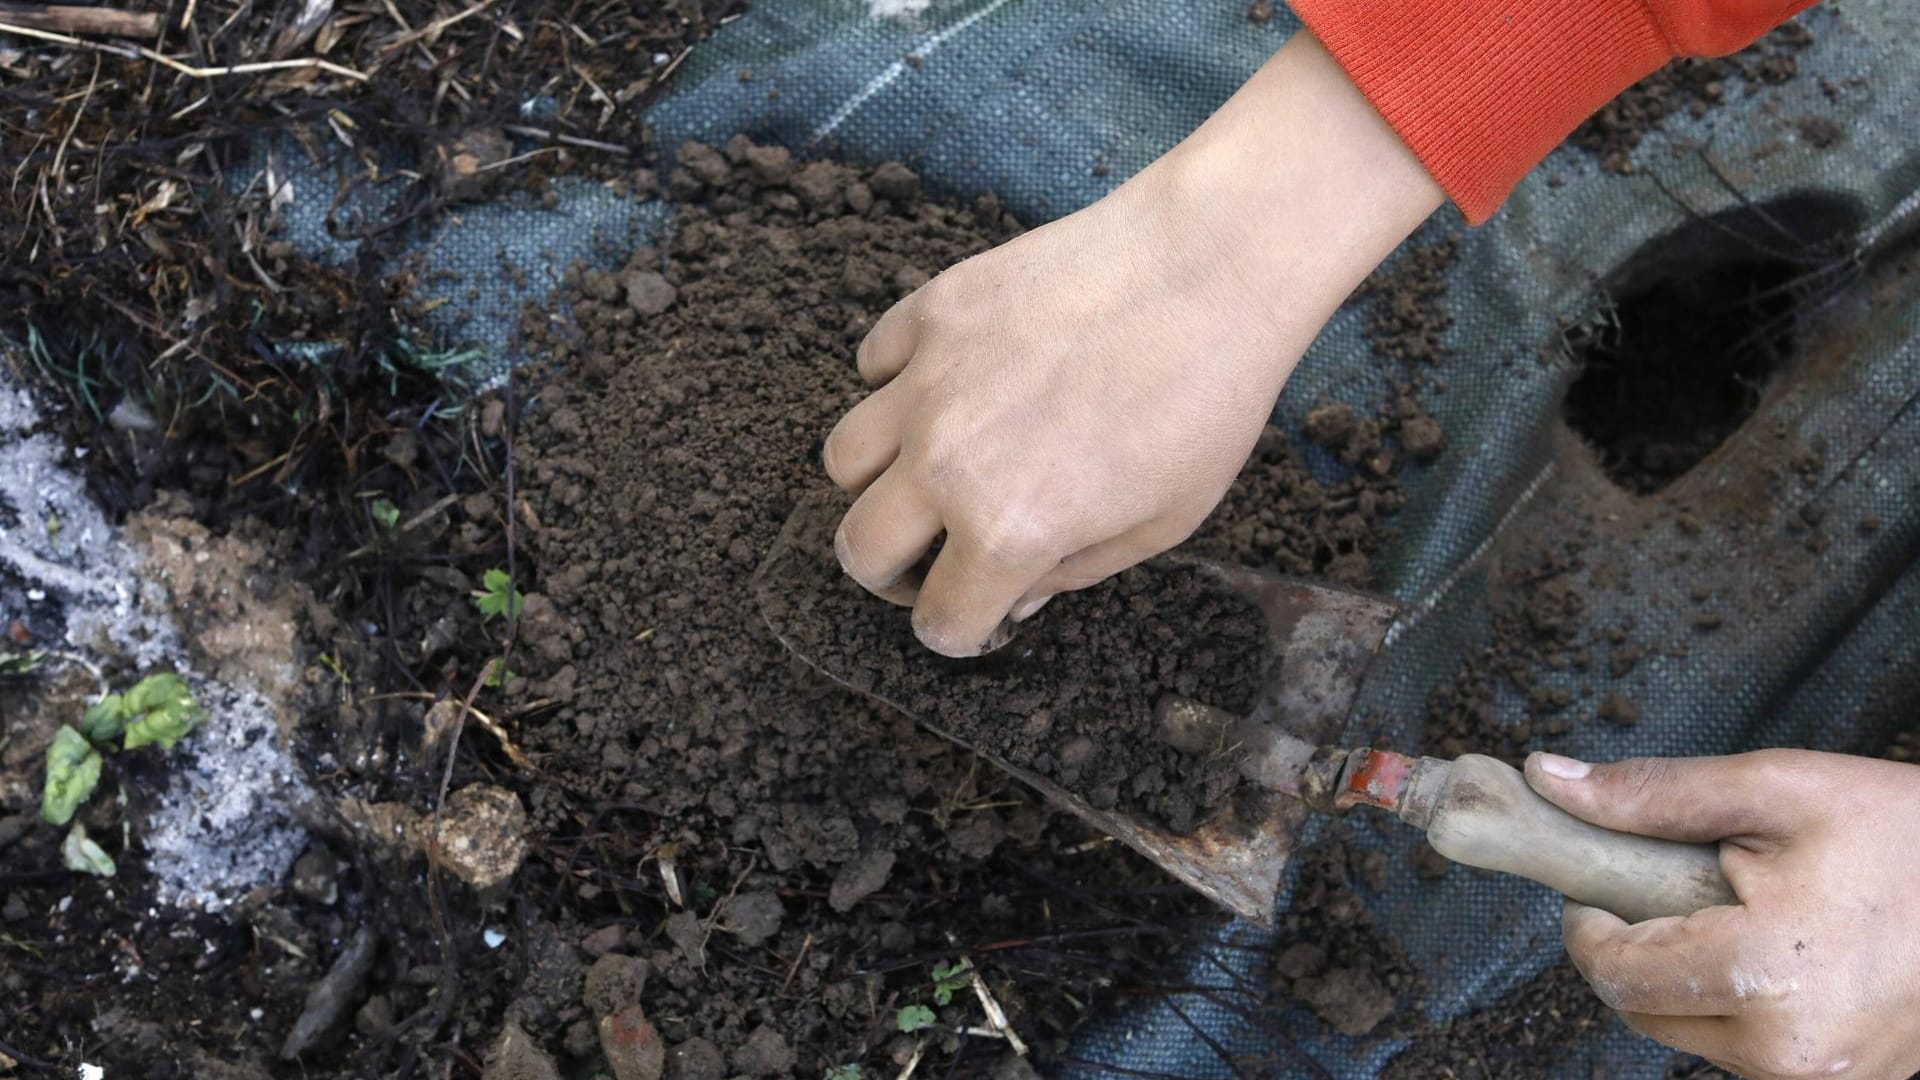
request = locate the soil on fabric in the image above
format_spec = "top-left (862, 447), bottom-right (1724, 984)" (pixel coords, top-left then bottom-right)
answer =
top-left (1570, 22), bottom-right (1815, 173)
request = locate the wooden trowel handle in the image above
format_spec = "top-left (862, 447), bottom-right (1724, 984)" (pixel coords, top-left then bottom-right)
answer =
top-left (1422, 754), bottom-right (1737, 924)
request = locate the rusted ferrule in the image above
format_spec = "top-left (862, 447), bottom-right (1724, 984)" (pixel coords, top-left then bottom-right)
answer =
top-left (1331, 748), bottom-right (1416, 813)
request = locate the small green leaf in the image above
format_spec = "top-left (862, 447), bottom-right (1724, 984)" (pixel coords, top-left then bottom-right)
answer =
top-left (482, 659), bottom-right (517, 688)
top-left (895, 1005), bottom-right (936, 1034)
top-left (931, 960), bottom-right (969, 1006)
top-left (371, 498), bottom-right (400, 530)
top-left (472, 568), bottom-right (524, 620)
top-left (61, 823), bottom-right (115, 877)
top-left (42, 727), bottom-right (102, 826)
top-left (825, 1066), bottom-right (862, 1080)
top-left (0, 649), bottom-right (46, 676)
top-left (119, 673), bottom-right (205, 752)
top-left (79, 693), bottom-right (128, 743)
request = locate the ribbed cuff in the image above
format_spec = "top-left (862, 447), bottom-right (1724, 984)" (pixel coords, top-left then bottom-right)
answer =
top-left (1291, 0), bottom-right (1676, 224)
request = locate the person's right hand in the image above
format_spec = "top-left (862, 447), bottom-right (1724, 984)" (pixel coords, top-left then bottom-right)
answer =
top-left (823, 33), bottom-right (1443, 656)
top-left (1525, 748), bottom-right (1920, 1079)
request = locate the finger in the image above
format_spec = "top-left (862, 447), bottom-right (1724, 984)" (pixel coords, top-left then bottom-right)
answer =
top-left (1523, 750), bottom-right (1805, 846)
top-left (835, 469), bottom-right (943, 607)
top-left (1561, 901), bottom-right (1749, 1016)
top-left (855, 292), bottom-right (923, 385)
top-left (823, 380), bottom-right (913, 493)
top-left (1618, 1011), bottom-right (1734, 1066)
top-left (912, 514), bottom-right (1061, 657)
top-left (1010, 525), bottom-right (1173, 621)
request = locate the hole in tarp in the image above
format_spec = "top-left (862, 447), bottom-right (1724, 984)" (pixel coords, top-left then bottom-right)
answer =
top-left (1560, 197), bottom-right (1858, 495)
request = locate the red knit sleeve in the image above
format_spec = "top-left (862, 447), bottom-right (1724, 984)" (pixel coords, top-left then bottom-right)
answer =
top-left (1290, 0), bottom-right (1821, 224)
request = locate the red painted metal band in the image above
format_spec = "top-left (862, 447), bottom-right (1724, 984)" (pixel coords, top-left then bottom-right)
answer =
top-left (1333, 748), bottom-right (1414, 813)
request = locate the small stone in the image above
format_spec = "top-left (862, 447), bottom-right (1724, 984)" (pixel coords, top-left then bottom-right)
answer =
top-left (664, 1037), bottom-right (724, 1080)
top-left (354, 995), bottom-right (394, 1038)
top-left (624, 271), bottom-right (677, 316)
top-left (436, 785), bottom-right (528, 892)
top-left (720, 890), bottom-right (784, 947)
top-left (482, 1020), bottom-right (561, 1080)
top-left (289, 846), bottom-right (338, 906)
top-left (729, 1025), bottom-right (794, 1077)
top-left (828, 849), bottom-right (895, 912)
top-left (867, 162), bottom-right (919, 201)
top-left (580, 924), bottom-right (625, 958)
top-left (630, 168), bottom-right (661, 200)
top-left (600, 1005), bottom-right (666, 1080)
top-left (1273, 942), bottom-right (1326, 981)
top-left (584, 953), bottom-right (650, 1018)
top-left (844, 181), bottom-right (874, 214)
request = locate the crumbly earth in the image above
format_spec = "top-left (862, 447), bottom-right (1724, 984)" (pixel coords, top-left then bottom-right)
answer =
top-left (759, 497), bottom-right (1270, 834)
top-left (508, 135), bottom-right (1431, 1073)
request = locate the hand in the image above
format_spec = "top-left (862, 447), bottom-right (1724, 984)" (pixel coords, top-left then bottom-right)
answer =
top-left (823, 33), bottom-right (1442, 656)
top-left (1524, 749), bottom-right (1920, 1079)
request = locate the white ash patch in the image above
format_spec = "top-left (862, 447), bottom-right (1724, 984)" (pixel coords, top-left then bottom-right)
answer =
top-left (0, 363), bottom-right (307, 912)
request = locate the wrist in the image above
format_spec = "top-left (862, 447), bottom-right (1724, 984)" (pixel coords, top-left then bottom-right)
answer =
top-left (1131, 32), bottom-right (1443, 361)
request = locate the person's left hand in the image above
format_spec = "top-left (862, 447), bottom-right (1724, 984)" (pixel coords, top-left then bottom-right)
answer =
top-left (1524, 748), bottom-right (1920, 1079)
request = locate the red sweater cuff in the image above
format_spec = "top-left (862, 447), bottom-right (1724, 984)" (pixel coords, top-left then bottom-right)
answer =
top-left (1292, 1), bottom-right (1815, 224)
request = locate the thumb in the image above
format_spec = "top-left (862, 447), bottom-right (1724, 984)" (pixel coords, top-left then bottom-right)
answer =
top-left (1522, 750), bottom-right (1804, 846)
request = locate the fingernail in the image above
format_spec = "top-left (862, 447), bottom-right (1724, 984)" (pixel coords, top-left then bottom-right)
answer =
top-left (1536, 753), bottom-right (1591, 781)
top-left (1012, 595), bottom-right (1052, 622)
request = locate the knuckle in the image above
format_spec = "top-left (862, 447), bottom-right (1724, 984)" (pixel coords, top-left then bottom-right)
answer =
top-left (965, 500), bottom-right (1057, 565)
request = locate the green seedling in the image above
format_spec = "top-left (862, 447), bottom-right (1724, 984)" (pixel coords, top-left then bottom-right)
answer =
top-left (0, 649), bottom-right (46, 676)
top-left (371, 497), bottom-right (400, 530)
top-left (41, 727), bottom-right (102, 826)
top-left (931, 960), bottom-right (970, 1006)
top-left (61, 823), bottom-right (114, 877)
top-left (43, 672), bottom-right (204, 828)
top-left (88, 672), bottom-right (206, 751)
top-left (825, 1066), bottom-right (861, 1080)
top-left (482, 658), bottom-right (517, 688)
top-left (895, 1004), bottom-right (936, 1034)
top-left (472, 568), bottom-right (523, 621)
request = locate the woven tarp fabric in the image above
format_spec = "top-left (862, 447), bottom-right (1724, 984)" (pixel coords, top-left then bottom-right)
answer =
top-left (262, 1), bottom-right (1919, 1075)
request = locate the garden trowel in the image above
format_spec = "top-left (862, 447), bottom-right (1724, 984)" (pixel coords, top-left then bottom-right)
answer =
top-left (755, 492), bottom-right (1734, 927)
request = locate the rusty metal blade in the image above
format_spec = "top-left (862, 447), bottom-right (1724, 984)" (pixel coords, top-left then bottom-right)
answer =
top-left (753, 491), bottom-right (1396, 924)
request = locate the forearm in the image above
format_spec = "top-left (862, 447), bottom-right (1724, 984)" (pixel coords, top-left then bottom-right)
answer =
top-left (1127, 32), bottom-right (1444, 388)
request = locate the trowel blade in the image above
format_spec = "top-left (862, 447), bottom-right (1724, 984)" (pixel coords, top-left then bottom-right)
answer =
top-left (753, 490), bottom-right (1397, 924)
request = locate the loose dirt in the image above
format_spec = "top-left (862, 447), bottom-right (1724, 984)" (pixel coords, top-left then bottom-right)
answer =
top-left (1570, 22), bottom-right (1815, 174)
top-left (759, 499), bottom-right (1270, 834)
top-left (509, 135), bottom-right (1422, 1073)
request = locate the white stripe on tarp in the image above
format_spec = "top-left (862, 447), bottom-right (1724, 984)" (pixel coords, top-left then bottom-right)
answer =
top-left (813, 0), bottom-right (1019, 143)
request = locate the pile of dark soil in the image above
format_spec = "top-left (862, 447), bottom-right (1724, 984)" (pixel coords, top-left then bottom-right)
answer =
top-left (507, 135), bottom-right (1425, 1074)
